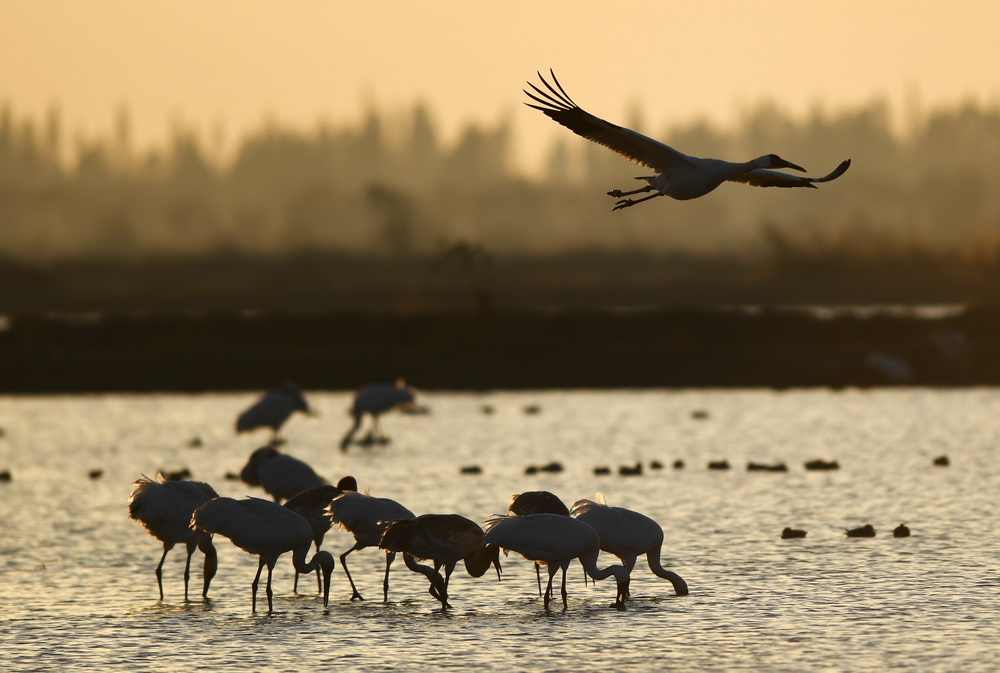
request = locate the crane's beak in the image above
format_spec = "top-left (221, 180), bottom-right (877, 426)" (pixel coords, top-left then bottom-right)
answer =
top-left (782, 159), bottom-right (807, 172)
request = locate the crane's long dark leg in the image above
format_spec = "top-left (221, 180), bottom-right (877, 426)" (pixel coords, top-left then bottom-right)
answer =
top-left (608, 184), bottom-right (654, 198)
top-left (440, 562), bottom-right (457, 609)
top-left (535, 563), bottom-right (543, 596)
top-left (264, 562), bottom-right (275, 613)
top-left (382, 551), bottom-right (395, 601)
top-left (182, 541), bottom-right (196, 601)
top-left (340, 544), bottom-right (365, 600)
top-left (154, 542), bottom-right (174, 601)
top-left (251, 557), bottom-right (267, 613)
top-left (543, 565), bottom-right (558, 608)
top-left (612, 192), bottom-right (664, 211)
top-left (560, 564), bottom-right (569, 610)
top-left (621, 555), bottom-right (637, 599)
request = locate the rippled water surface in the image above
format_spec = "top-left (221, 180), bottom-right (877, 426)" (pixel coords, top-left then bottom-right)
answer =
top-left (1, 388), bottom-right (998, 672)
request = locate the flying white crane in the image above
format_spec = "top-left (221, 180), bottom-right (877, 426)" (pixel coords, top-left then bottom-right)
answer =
top-left (525, 70), bottom-right (851, 209)
top-left (326, 489), bottom-right (415, 601)
top-left (191, 496), bottom-right (334, 613)
top-left (379, 514), bottom-right (502, 609)
top-left (235, 382), bottom-right (312, 442)
top-left (340, 380), bottom-right (416, 451)
top-left (282, 476), bottom-right (358, 592)
top-left (239, 445), bottom-right (327, 503)
top-left (127, 474), bottom-right (219, 601)
top-left (570, 494), bottom-right (688, 599)
top-left (482, 513), bottom-right (630, 610)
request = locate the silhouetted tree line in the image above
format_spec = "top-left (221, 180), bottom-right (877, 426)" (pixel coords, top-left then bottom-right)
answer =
top-left (2, 98), bottom-right (1000, 264)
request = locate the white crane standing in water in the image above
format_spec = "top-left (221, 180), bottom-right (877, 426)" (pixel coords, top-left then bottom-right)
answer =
top-left (379, 514), bottom-right (502, 609)
top-left (235, 382), bottom-right (313, 443)
top-left (282, 476), bottom-right (358, 592)
top-left (127, 474), bottom-right (219, 601)
top-left (239, 445), bottom-right (327, 503)
top-left (525, 69), bottom-right (851, 210)
top-left (340, 380), bottom-right (416, 451)
top-left (508, 491), bottom-right (571, 596)
top-left (191, 496), bottom-right (335, 613)
top-left (482, 513), bottom-right (630, 610)
top-left (326, 489), bottom-right (416, 601)
top-left (570, 493), bottom-right (688, 599)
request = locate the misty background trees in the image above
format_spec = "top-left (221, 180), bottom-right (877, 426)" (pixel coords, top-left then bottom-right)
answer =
top-left (2, 97), bottom-right (1000, 310)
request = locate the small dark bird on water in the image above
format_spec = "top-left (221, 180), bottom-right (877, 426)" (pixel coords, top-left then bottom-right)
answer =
top-left (781, 527), bottom-right (807, 539)
top-left (893, 523), bottom-right (911, 538)
top-left (805, 459), bottom-right (840, 471)
top-left (846, 524), bottom-right (876, 538)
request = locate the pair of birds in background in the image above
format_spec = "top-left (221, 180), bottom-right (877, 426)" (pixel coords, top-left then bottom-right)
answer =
top-left (524, 69), bottom-right (850, 209)
top-left (234, 381), bottom-right (416, 450)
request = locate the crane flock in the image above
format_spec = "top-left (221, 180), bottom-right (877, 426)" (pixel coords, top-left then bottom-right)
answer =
top-left (129, 472), bottom-right (687, 614)
top-left (125, 383), bottom-right (690, 614)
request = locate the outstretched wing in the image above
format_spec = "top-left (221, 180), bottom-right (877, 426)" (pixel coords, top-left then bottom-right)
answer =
top-left (730, 159), bottom-right (852, 189)
top-left (525, 69), bottom-right (694, 173)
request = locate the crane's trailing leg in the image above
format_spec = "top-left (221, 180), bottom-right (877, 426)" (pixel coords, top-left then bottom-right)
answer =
top-left (612, 192), bottom-right (664, 211)
top-left (607, 182), bottom-right (655, 198)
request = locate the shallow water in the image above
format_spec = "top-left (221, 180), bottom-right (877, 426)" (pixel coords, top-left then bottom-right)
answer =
top-left (1, 388), bottom-right (998, 672)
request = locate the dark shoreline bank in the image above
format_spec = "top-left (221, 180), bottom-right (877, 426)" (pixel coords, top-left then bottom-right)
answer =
top-left (2, 306), bottom-right (995, 394)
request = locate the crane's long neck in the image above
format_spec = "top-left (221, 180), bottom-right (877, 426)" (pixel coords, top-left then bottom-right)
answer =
top-left (197, 531), bottom-right (218, 597)
top-left (646, 547), bottom-right (689, 596)
top-left (291, 545), bottom-right (334, 606)
top-left (403, 552), bottom-right (446, 596)
top-left (578, 549), bottom-right (629, 608)
top-left (578, 549), bottom-right (623, 582)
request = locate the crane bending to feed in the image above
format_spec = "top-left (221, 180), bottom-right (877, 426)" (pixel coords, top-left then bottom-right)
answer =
top-left (525, 70), bottom-right (851, 209)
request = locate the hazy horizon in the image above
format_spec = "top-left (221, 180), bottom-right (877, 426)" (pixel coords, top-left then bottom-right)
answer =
top-left (4, 2), bottom-right (999, 174)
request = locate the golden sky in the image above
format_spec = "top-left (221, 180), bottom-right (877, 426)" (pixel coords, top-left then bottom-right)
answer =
top-left (3, 1), bottom-right (999, 172)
